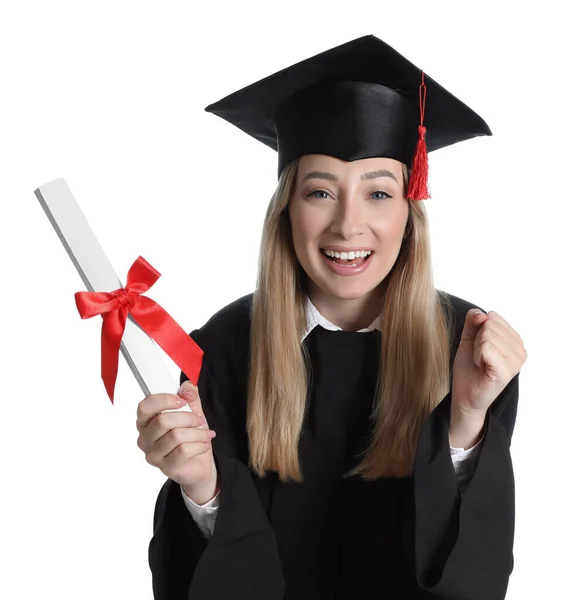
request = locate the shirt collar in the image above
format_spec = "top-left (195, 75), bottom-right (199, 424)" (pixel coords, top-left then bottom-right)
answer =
top-left (302, 296), bottom-right (382, 342)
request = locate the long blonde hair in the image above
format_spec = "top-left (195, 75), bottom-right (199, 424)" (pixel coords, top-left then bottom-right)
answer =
top-left (247, 157), bottom-right (453, 481)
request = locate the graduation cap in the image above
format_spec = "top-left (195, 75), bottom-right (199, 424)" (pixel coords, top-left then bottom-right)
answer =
top-left (204, 34), bottom-right (491, 200)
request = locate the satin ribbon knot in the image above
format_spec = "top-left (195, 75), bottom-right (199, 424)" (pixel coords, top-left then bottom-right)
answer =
top-left (112, 289), bottom-right (133, 308)
top-left (74, 255), bottom-right (203, 403)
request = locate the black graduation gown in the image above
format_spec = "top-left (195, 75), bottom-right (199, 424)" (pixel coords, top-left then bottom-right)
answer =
top-left (148, 292), bottom-right (518, 600)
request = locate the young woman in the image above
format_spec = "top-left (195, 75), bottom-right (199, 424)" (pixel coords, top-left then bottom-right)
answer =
top-left (136, 35), bottom-right (526, 600)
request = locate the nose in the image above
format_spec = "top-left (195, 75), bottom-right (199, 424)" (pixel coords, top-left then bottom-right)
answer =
top-left (329, 195), bottom-right (364, 239)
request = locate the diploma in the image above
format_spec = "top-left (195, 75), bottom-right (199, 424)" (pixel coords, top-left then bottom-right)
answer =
top-left (34, 177), bottom-right (200, 411)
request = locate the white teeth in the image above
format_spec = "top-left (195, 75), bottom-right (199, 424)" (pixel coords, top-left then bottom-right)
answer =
top-left (323, 249), bottom-right (372, 259)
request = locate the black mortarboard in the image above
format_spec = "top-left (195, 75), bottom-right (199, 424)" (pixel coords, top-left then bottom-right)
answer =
top-left (204, 34), bottom-right (491, 199)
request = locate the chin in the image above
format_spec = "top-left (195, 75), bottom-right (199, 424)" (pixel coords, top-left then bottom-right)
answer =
top-left (313, 273), bottom-right (383, 302)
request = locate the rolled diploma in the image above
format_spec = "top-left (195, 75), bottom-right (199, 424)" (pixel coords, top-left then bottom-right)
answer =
top-left (34, 177), bottom-right (190, 412)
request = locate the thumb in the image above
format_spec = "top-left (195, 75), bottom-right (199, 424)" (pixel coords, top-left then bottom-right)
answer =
top-left (178, 380), bottom-right (202, 411)
top-left (460, 308), bottom-right (487, 342)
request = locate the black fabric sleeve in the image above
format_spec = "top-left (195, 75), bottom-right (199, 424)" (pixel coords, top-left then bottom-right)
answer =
top-left (404, 372), bottom-right (519, 600)
top-left (148, 329), bottom-right (285, 600)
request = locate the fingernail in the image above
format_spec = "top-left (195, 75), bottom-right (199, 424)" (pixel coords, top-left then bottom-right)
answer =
top-left (176, 397), bottom-right (187, 406)
top-left (178, 384), bottom-right (194, 398)
top-left (208, 431), bottom-right (216, 439)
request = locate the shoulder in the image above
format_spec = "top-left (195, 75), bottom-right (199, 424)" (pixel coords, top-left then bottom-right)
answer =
top-left (191, 292), bottom-right (254, 367)
top-left (200, 293), bottom-right (253, 335)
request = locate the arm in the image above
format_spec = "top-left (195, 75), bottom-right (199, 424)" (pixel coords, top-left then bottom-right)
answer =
top-left (448, 401), bottom-right (486, 493)
top-left (180, 485), bottom-right (220, 540)
top-left (175, 379), bottom-right (485, 534)
top-left (450, 437), bottom-right (483, 494)
top-left (405, 371), bottom-right (518, 600)
top-left (148, 327), bottom-right (285, 600)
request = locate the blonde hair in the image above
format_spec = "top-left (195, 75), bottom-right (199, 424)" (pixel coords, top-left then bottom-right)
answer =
top-left (247, 157), bottom-right (453, 481)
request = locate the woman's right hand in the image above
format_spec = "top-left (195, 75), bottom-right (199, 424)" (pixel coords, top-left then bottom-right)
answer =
top-left (136, 380), bottom-right (218, 499)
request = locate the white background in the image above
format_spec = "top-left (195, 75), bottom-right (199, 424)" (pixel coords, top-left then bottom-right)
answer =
top-left (1, 1), bottom-right (576, 598)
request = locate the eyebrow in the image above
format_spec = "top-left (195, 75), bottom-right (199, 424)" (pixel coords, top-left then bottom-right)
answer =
top-left (300, 169), bottom-right (399, 184)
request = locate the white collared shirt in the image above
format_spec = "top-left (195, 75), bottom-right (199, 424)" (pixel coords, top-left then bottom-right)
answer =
top-left (302, 295), bottom-right (381, 342)
top-left (180, 296), bottom-right (483, 538)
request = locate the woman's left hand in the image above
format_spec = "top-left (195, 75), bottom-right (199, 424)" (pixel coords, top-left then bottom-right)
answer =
top-left (452, 308), bottom-right (527, 416)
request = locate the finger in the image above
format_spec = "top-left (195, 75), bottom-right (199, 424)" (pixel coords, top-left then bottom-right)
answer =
top-left (476, 322), bottom-right (527, 366)
top-left (136, 393), bottom-right (186, 430)
top-left (474, 325), bottom-right (505, 374)
top-left (147, 427), bottom-right (215, 465)
top-left (483, 315), bottom-right (522, 350)
top-left (145, 411), bottom-right (208, 447)
top-left (161, 441), bottom-right (213, 472)
top-left (178, 380), bottom-right (205, 416)
top-left (161, 401), bottom-right (193, 415)
top-left (479, 319), bottom-right (525, 362)
top-left (460, 308), bottom-right (488, 342)
top-left (477, 340), bottom-right (508, 382)
top-left (487, 311), bottom-right (524, 346)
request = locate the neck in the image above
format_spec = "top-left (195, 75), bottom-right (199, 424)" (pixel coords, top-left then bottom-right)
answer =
top-left (308, 281), bottom-right (385, 331)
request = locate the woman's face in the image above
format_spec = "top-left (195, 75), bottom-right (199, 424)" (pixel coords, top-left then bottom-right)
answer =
top-left (288, 154), bottom-right (409, 304)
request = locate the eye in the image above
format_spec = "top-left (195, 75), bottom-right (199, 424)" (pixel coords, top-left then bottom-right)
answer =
top-left (305, 189), bottom-right (393, 200)
top-left (306, 189), bottom-right (331, 199)
top-left (371, 190), bottom-right (393, 200)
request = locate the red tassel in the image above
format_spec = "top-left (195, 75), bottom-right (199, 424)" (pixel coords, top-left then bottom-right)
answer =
top-left (407, 72), bottom-right (430, 200)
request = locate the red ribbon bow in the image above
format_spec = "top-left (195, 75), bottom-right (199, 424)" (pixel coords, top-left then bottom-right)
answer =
top-left (74, 256), bottom-right (203, 403)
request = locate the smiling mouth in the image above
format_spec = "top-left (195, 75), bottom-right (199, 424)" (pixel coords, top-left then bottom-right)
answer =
top-left (320, 248), bottom-right (374, 267)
